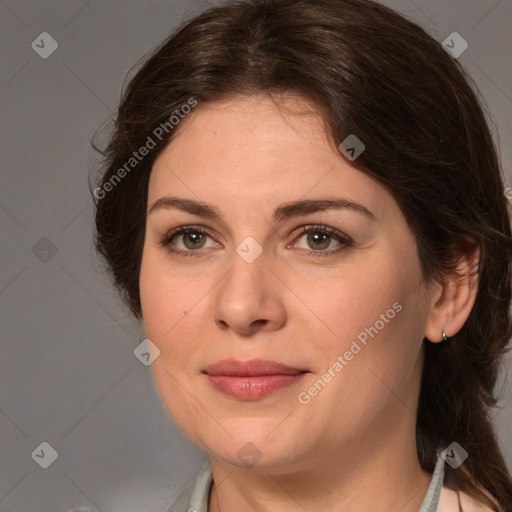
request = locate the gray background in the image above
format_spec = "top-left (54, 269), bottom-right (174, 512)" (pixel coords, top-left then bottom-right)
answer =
top-left (0, 1), bottom-right (511, 511)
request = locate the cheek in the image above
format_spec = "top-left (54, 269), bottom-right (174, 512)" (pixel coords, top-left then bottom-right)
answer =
top-left (296, 284), bottom-right (425, 436)
top-left (294, 264), bottom-right (407, 354)
top-left (297, 257), bottom-right (426, 397)
top-left (139, 251), bottom-right (205, 431)
top-left (139, 247), bottom-right (219, 380)
top-left (139, 250), bottom-right (189, 356)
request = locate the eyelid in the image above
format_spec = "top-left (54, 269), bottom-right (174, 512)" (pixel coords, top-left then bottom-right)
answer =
top-left (160, 223), bottom-right (353, 257)
top-left (287, 224), bottom-right (353, 257)
top-left (159, 225), bottom-right (215, 246)
top-left (289, 223), bottom-right (352, 244)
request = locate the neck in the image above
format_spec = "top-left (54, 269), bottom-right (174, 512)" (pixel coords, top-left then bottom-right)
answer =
top-left (208, 414), bottom-right (431, 512)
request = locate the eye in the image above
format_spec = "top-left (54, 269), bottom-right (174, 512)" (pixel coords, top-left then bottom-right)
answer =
top-left (291, 224), bottom-right (352, 256)
top-left (160, 226), bottom-right (219, 256)
top-left (160, 224), bottom-right (352, 258)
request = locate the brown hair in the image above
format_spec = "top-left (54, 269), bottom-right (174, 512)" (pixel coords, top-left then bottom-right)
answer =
top-left (92, 0), bottom-right (512, 507)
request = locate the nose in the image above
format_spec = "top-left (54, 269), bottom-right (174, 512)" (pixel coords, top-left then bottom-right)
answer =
top-left (213, 251), bottom-right (287, 336)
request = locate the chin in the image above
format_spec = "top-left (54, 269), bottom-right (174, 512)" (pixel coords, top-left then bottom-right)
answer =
top-left (200, 422), bottom-right (306, 469)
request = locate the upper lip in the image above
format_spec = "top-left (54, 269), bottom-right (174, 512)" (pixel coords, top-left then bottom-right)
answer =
top-left (204, 359), bottom-right (307, 376)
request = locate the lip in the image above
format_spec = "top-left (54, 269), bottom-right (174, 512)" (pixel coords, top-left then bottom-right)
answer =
top-left (204, 359), bottom-right (308, 400)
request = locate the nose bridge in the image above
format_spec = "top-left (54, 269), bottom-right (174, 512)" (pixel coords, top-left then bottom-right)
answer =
top-left (213, 243), bottom-right (286, 334)
top-left (219, 244), bottom-right (269, 306)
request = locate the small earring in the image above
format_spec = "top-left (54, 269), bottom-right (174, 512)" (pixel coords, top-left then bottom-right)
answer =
top-left (442, 331), bottom-right (449, 342)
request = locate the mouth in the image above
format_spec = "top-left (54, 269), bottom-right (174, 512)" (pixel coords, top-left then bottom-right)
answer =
top-left (203, 359), bottom-right (308, 400)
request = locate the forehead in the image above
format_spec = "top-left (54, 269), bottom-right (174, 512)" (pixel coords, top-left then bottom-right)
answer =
top-left (148, 94), bottom-right (393, 221)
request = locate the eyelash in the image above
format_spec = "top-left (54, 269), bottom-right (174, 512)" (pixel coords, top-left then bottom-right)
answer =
top-left (159, 224), bottom-right (353, 259)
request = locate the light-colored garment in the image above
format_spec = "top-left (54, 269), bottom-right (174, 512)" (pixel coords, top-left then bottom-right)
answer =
top-left (165, 454), bottom-right (497, 512)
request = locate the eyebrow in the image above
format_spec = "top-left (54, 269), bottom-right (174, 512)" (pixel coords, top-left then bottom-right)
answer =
top-left (147, 196), bottom-right (376, 222)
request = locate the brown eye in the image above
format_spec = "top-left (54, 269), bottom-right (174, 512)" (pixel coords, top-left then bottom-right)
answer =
top-left (306, 231), bottom-right (332, 250)
top-left (291, 225), bottom-right (352, 257)
top-left (181, 231), bottom-right (207, 250)
top-left (160, 226), bottom-right (218, 256)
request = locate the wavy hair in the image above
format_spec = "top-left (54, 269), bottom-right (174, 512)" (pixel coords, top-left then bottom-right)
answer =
top-left (92, 0), bottom-right (512, 507)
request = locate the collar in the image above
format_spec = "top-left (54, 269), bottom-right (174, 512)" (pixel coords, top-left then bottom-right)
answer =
top-left (166, 453), bottom-right (446, 512)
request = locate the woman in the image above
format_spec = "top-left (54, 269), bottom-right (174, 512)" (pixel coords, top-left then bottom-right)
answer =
top-left (93, 0), bottom-right (512, 510)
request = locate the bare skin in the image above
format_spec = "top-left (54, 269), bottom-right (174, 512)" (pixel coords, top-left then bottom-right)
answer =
top-left (139, 94), bottom-right (479, 512)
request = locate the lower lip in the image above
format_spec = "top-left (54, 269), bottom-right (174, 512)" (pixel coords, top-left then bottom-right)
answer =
top-left (206, 373), bottom-right (307, 400)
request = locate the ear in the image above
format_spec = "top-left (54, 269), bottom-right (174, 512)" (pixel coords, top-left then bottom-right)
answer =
top-left (424, 237), bottom-right (480, 343)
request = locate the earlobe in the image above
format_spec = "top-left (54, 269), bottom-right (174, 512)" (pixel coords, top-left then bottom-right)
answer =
top-left (424, 238), bottom-right (480, 344)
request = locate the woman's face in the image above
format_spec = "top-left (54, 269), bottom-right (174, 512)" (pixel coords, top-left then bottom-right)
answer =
top-left (140, 94), bottom-right (437, 471)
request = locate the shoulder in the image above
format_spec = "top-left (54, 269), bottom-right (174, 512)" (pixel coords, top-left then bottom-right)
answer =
top-left (437, 485), bottom-right (501, 512)
top-left (165, 459), bottom-right (213, 512)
